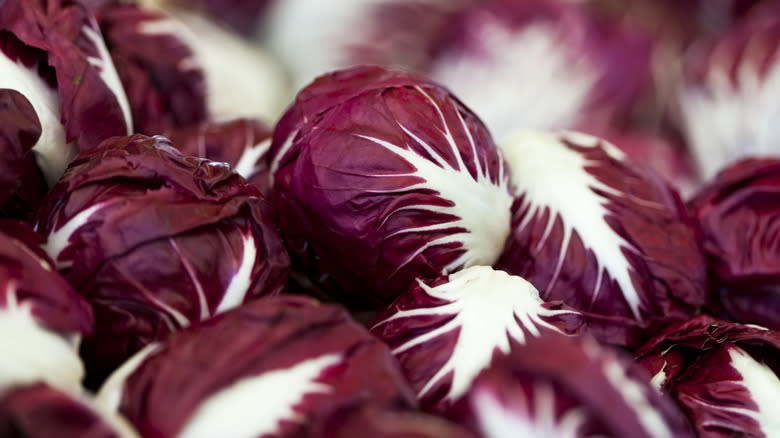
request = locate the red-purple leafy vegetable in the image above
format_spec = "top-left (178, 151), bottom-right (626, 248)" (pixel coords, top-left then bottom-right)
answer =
top-left (0, 383), bottom-right (139, 438)
top-left (164, 118), bottom-right (273, 195)
top-left (689, 158), bottom-right (780, 330)
top-left (111, 1), bottom-right (290, 124)
top-left (0, 220), bottom-right (93, 392)
top-left (496, 130), bottom-right (707, 347)
top-left (35, 134), bottom-right (290, 382)
top-left (270, 65), bottom-right (513, 308)
top-left (301, 403), bottom-right (476, 438)
top-left (635, 316), bottom-right (780, 438)
top-left (426, 0), bottom-right (652, 139)
top-left (96, 295), bottom-right (416, 438)
top-left (676, 1), bottom-right (780, 180)
top-left (370, 266), bottom-right (585, 413)
top-left (688, 158), bottom-right (780, 329)
top-left (95, 2), bottom-right (208, 136)
top-left (453, 333), bottom-right (694, 438)
top-left (0, 89), bottom-right (40, 207)
top-left (0, 0), bottom-right (132, 185)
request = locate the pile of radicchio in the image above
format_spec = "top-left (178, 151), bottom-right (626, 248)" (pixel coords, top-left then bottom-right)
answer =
top-left (1, 0), bottom-right (779, 437)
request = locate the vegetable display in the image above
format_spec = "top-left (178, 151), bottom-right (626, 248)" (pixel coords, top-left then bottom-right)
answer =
top-left (0, 0), bottom-right (778, 436)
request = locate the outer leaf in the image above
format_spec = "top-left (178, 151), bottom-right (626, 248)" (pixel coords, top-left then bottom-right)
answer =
top-left (0, 0), bottom-right (132, 185)
top-left (634, 316), bottom-right (780, 438)
top-left (454, 334), bottom-right (694, 438)
top-left (95, 2), bottom-right (208, 136)
top-left (370, 265), bottom-right (585, 413)
top-left (0, 89), bottom-right (40, 206)
top-left (688, 159), bottom-right (780, 330)
top-left (0, 220), bottom-right (93, 392)
top-left (0, 383), bottom-right (139, 438)
top-left (497, 130), bottom-right (707, 346)
top-left (427, 0), bottom-right (652, 139)
top-left (677, 1), bottom-right (780, 180)
top-left (271, 65), bottom-right (513, 307)
top-left (96, 296), bottom-right (416, 438)
top-left (35, 134), bottom-right (290, 382)
top-left (164, 118), bottom-right (273, 195)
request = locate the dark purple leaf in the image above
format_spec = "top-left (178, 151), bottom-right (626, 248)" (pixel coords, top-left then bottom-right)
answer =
top-left (689, 158), bottom-right (780, 330)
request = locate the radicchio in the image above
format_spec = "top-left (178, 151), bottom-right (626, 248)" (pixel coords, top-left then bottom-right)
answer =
top-left (370, 265), bottom-right (585, 413)
top-left (688, 159), bottom-right (780, 330)
top-left (676, 1), bottom-right (780, 180)
top-left (34, 134), bottom-right (290, 382)
top-left (112, 0), bottom-right (291, 126)
top-left (271, 65), bottom-right (512, 307)
top-left (0, 89), bottom-right (40, 207)
top-left (164, 118), bottom-right (274, 196)
top-left (0, 383), bottom-right (139, 438)
top-left (634, 316), bottom-right (780, 438)
top-left (0, 220), bottom-right (93, 392)
top-left (454, 334), bottom-right (694, 438)
top-left (496, 130), bottom-right (707, 347)
top-left (426, 0), bottom-right (652, 139)
top-left (95, 2), bottom-right (208, 136)
top-left (0, 0), bottom-right (132, 185)
top-left (96, 296), bottom-right (416, 438)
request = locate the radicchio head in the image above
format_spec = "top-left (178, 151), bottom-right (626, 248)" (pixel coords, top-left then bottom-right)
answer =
top-left (426, 0), bottom-right (652, 139)
top-left (0, 0), bottom-right (132, 186)
top-left (688, 159), bottom-right (780, 330)
top-left (496, 130), bottom-right (708, 347)
top-left (96, 295), bottom-right (415, 438)
top-left (634, 315), bottom-right (780, 438)
top-left (0, 220), bottom-right (93, 392)
top-left (35, 134), bottom-right (290, 382)
top-left (676, 1), bottom-right (780, 180)
top-left (270, 65), bottom-right (513, 308)
top-left (454, 333), bottom-right (694, 438)
top-left (370, 265), bottom-right (585, 414)
top-left (102, 0), bottom-right (291, 128)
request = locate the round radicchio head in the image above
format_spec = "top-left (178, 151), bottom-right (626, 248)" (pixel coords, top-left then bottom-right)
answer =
top-left (94, 2), bottom-right (208, 136)
top-left (452, 333), bottom-right (694, 438)
top-left (496, 130), bottom-right (708, 347)
top-left (370, 265), bottom-right (586, 414)
top-left (0, 220), bottom-right (93, 392)
top-left (113, 0), bottom-right (291, 126)
top-left (634, 316), bottom-right (780, 438)
top-left (95, 295), bottom-right (416, 438)
top-left (0, 0), bottom-right (132, 186)
top-left (426, 0), bottom-right (652, 140)
top-left (270, 65), bottom-right (513, 308)
top-left (0, 383), bottom-right (140, 438)
top-left (688, 159), bottom-right (780, 330)
top-left (164, 118), bottom-right (274, 196)
top-left (34, 134), bottom-right (290, 383)
top-left (676, 1), bottom-right (780, 180)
